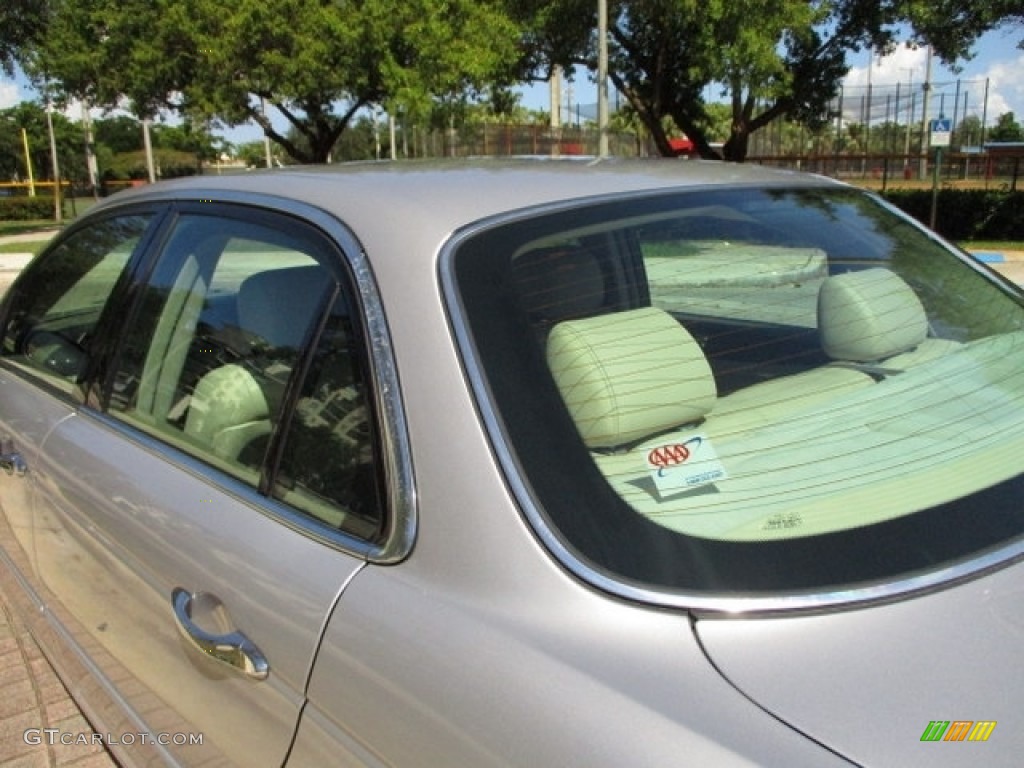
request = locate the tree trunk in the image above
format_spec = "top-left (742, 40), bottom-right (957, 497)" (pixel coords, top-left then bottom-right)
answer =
top-left (721, 130), bottom-right (749, 162)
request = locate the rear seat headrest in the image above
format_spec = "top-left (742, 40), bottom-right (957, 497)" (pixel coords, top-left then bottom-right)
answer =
top-left (546, 307), bottom-right (717, 449)
top-left (512, 245), bottom-right (609, 331)
top-left (239, 266), bottom-right (330, 351)
top-left (818, 268), bottom-right (928, 363)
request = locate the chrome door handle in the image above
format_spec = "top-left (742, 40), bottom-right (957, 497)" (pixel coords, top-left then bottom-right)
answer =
top-left (171, 588), bottom-right (269, 681)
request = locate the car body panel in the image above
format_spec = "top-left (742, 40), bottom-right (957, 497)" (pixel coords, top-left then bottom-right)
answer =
top-left (294, 546), bottom-right (853, 767)
top-left (695, 559), bottom-right (1024, 766)
top-left (91, 161), bottom-right (833, 266)
top-left (0, 367), bottom-right (68, 579)
top-left (25, 397), bottom-right (365, 765)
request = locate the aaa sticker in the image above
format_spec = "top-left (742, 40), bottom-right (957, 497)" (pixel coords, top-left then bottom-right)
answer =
top-left (641, 434), bottom-right (727, 498)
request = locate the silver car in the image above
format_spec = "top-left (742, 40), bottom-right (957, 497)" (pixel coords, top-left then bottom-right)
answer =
top-left (1, 160), bottom-right (1022, 766)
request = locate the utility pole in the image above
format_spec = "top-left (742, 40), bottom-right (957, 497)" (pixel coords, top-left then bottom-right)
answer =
top-left (82, 102), bottom-right (99, 199)
top-left (550, 65), bottom-right (562, 157)
top-left (261, 97), bottom-right (273, 168)
top-left (45, 98), bottom-right (62, 222)
top-left (919, 46), bottom-right (932, 180)
top-left (902, 68), bottom-right (913, 172)
top-left (142, 119), bottom-right (156, 183)
top-left (597, 0), bottom-right (609, 158)
top-left (549, 66), bottom-right (562, 129)
top-left (864, 47), bottom-right (873, 167)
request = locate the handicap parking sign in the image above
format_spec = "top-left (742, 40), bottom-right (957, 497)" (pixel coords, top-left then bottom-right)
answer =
top-left (930, 118), bottom-right (952, 147)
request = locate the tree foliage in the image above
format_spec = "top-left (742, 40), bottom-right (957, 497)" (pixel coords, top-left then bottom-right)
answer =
top-left (511, 0), bottom-right (1023, 161)
top-left (30, 0), bottom-right (523, 163)
top-left (0, 102), bottom-right (84, 184)
top-left (902, 0), bottom-right (1023, 61)
top-left (16, 0), bottom-right (1022, 166)
top-left (988, 112), bottom-right (1024, 142)
top-left (0, 0), bottom-right (52, 75)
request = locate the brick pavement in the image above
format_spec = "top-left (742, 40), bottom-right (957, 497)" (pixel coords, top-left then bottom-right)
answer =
top-left (0, 596), bottom-right (116, 767)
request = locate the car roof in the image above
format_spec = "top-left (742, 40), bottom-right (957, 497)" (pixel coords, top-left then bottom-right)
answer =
top-left (96, 158), bottom-right (841, 252)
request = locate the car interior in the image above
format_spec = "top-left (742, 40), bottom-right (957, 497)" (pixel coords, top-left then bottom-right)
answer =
top-left (497, 199), bottom-right (1024, 543)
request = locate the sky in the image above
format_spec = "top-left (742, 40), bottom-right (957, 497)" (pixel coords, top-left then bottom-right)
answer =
top-left (839, 28), bottom-right (1024, 128)
top-left (2, 25), bottom-right (1021, 146)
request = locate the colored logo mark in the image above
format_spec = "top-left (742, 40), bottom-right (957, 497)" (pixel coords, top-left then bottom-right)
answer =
top-left (647, 437), bottom-right (703, 471)
top-left (920, 720), bottom-right (997, 742)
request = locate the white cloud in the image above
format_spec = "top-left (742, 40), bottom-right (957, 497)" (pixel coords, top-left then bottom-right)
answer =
top-left (0, 79), bottom-right (21, 109)
top-left (979, 52), bottom-right (1024, 120)
top-left (843, 44), bottom-right (1023, 126)
top-left (844, 43), bottom-right (930, 90)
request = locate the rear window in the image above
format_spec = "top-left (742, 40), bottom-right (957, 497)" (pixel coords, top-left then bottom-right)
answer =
top-left (449, 185), bottom-right (1024, 601)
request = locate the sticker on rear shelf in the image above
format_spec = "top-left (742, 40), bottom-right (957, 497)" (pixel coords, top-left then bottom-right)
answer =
top-left (642, 434), bottom-right (727, 497)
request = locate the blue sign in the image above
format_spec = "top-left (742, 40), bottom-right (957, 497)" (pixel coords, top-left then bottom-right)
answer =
top-left (930, 118), bottom-right (952, 147)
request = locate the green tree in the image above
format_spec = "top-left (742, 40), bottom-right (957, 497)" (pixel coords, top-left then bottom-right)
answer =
top-left (24, 0), bottom-right (193, 117)
top-left (152, 122), bottom-right (222, 163)
top-left (904, 0), bottom-right (1023, 59)
top-left (0, 102), bottom-right (85, 186)
top-left (93, 116), bottom-right (144, 154)
top-left (235, 141), bottom-right (272, 169)
top-left (988, 112), bottom-right (1024, 142)
top-left (956, 114), bottom-right (983, 147)
top-left (511, 0), bottom-right (1023, 161)
top-left (0, 0), bottom-right (52, 74)
top-left (511, 0), bottom-right (885, 160)
top-left (31, 0), bottom-right (523, 164)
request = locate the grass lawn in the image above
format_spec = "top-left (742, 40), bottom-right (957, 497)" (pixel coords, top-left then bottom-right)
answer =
top-left (0, 220), bottom-right (59, 237)
top-left (0, 240), bottom-right (48, 256)
top-left (0, 198), bottom-right (100, 237)
top-left (961, 241), bottom-right (1024, 252)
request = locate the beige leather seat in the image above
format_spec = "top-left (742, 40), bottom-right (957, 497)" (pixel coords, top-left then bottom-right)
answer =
top-left (238, 265), bottom-right (329, 351)
top-left (546, 306), bottom-right (716, 449)
top-left (713, 268), bottom-right (959, 435)
top-left (185, 363), bottom-right (271, 463)
top-left (512, 244), bottom-right (615, 341)
top-left (545, 271), bottom-right (960, 450)
top-left (817, 267), bottom-right (958, 368)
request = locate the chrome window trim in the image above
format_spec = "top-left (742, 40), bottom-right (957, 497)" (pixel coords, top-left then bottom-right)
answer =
top-left (86, 409), bottom-right (381, 559)
top-left (439, 186), bottom-right (1024, 616)
top-left (0, 206), bottom-right (166, 407)
top-left (82, 190), bottom-right (416, 564)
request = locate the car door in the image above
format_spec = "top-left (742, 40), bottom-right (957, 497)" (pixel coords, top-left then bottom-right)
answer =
top-left (9, 202), bottom-right (395, 766)
top-left (0, 212), bottom-right (155, 609)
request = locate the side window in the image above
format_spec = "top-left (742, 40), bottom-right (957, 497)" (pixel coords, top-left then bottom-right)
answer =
top-left (0, 215), bottom-right (151, 393)
top-left (107, 210), bottom-right (384, 539)
top-left (108, 213), bottom-right (332, 483)
top-left (273, 292), bottom-right (384, 540)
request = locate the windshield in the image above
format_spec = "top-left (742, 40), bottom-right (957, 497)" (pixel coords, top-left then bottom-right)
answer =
top-left (450, 185), bottom-right (1024, 600)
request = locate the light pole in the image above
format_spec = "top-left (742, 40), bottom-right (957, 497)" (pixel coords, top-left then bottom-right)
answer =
top-left (597, 0), bottom-right (609, 157)
top-left (902, 67), bottom-right (914, 170)
top-left (142, 118), bottom-right (156, 183)
top-left (919, 46), bottom-right (933, 180)
top-left (44, 86), bottom-right (62, 222)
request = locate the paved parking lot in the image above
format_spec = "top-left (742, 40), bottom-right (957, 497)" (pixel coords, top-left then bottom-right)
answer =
top-left (0, 592), bottom-right (116, 767)
top-left (0, 254), bottom-right (34, 297)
